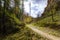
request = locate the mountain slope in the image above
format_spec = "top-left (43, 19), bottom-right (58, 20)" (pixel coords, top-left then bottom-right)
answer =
top-left (33, 0), bottom-right (60, 37)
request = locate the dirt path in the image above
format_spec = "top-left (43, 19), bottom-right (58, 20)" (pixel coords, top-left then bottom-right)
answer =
top-left (26, 25), bottom-right (60, 40)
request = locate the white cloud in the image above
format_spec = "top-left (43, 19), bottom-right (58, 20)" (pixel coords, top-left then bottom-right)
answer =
top-left (10, 0), bottom-right (15, 7)
top-left (24, 2), bottom-right (30, 13)
top-left (24, 0), bottom-right (48, 18)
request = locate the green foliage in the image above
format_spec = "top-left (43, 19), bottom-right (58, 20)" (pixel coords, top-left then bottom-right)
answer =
top-left (0, 27), bottom-right (48, 40)
top-left (56, 1), bottom-right (60, 11)
top-left (0, 9), bottom-right (25, 36)
top-left (34, 15), bottom-right (60, 37)
top-left (35, 12), bottom-right (60, 26)
top-left (34, 1), bottom-right (60, 36)
top-left (24, 16), bottom-right (33, 23)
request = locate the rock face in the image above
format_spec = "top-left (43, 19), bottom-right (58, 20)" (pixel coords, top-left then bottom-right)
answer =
top-left (42, 0), bottom-right (60, 17)
top-left (43, 0), bottom-right (56, 14)
top-left (46, 0), bottom-right (55, 11)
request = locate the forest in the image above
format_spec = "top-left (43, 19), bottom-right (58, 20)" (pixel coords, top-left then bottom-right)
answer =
top-left (0, 0), bottom-right (60, 40)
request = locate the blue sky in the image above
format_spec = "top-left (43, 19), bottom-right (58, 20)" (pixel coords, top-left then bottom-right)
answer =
top-left (1, 0), bottom-right (48, 18)
top-left (24, 0), bottom-right (48, 18)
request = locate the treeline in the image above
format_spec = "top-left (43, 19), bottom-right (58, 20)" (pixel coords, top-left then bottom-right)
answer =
top-left (41, 0), bottom-right (60, 22)
top-left (0, 0), bottom-right (24, 35)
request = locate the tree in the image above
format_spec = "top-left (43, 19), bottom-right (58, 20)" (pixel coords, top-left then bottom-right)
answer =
top-left (0, 0), bottom-right (21, 35)
top-left (19, 0), bottom-right (24, 21)
top-left (2, 0), bottom-right (10, 34)
top-left (29, 0), bottom-right (31, 15)
top-left (0, 0), bottom-right (1, 8)
top-left (14, 0), bottom-right (20, 14)
top-left (51, 3), bottom-right (57, 22)
top-left (0, 0), bottom-right (2, 13)
top-left (3, 0), bottom-right (10, 11)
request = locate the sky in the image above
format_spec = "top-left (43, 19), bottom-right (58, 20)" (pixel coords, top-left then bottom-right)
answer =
top-left (24, 0), bottom-right (48, 18)
top-left (1, 0), bottom-right (48, 18)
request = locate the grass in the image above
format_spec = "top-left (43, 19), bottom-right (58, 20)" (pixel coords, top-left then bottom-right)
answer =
top-left (34, 12), bottom-right (60, 37)
top-left (0, 26), bottom-right (49, 40)
top-left (0, 12), bottom-right (49, 40)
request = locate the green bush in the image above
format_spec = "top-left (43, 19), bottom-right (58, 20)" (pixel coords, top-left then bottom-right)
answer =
top-left (44, 22), bottom-right (57, 27)
top-left (0, 11), bottom-right (25, 35)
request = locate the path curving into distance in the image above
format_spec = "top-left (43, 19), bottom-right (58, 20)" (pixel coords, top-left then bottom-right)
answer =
top-left (26, 25), bottom-right (60, 40)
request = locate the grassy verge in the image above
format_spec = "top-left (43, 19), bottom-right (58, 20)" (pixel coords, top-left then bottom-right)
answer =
top-left (33, 13), bottom-right (60, 37)
top-left (0, 26), bottom-right (50, 40)
top-left (0, 13), bottom-right (49, 40)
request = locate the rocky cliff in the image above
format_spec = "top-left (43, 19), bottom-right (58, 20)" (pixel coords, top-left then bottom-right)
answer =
top-left (42, 0), bottom-right (60, 17)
